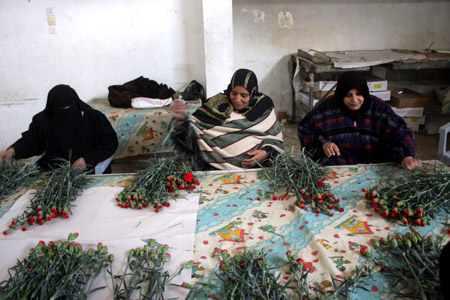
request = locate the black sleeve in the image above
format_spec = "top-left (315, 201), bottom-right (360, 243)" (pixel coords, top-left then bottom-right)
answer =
top-left (82, 111), bottom-right (119, 167)
top-left (11, 113), bottom-right (46, 159)
top-left (170, 118), bottom-right (196, 154)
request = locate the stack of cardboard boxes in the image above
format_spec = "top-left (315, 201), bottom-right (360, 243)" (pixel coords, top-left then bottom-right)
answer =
top-left (312, 74), bottom-right (431, 132)
top-left (312, 74), bottom-right (390, 104)
top-left (389, 88), bottom-right (430, 132)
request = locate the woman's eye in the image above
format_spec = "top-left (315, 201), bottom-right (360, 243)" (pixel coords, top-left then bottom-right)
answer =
top-left (241, 94), bottom-right (249, 98)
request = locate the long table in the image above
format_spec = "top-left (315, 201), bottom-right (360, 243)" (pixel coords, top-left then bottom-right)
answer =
top-left (0, 161), bottom-right (449, 299)
top-left (88, 98), bottom-right (198, 159)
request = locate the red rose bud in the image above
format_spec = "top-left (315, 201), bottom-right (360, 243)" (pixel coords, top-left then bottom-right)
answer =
top-left (165, 202), bottom-right (170, 207)
top-left (154, 209), bottom-right (159, 213)
top-left (360, 247), bottom-right (371, 257)
top-left (272, 195), bottom-right (278, 200)
top-left (317, 180), bottom-right (324, 187)
top-left (3, 231), bottom-right (7, 235)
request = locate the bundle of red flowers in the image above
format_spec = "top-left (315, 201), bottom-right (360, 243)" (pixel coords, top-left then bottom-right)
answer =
top-left (363, 167), bottom-right (450, 227)
top-left (115, 158), bottom-right (200, 212)
top-left (3, 160), bottom-right (88, 235)
top-left (258, 151), bottom-right (344, 216)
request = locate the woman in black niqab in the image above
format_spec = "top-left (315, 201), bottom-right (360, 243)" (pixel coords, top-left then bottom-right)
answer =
top-left (2, 84), bottom-right (118, 172)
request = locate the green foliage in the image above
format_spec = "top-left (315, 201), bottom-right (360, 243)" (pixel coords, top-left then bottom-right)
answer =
top-left (0, 233), bottom-right (112, 300)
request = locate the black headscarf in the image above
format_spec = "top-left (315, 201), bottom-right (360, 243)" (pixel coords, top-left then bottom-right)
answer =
top-left (225, 69), bottom-right (273, 121)
top-left (193, 69), bottom-right (274, 124)
top-left (334, 71), bottom-right (372, 121)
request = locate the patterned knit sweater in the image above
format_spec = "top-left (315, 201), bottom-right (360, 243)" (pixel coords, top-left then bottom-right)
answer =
top-left (297, 95), bottom-right (416, 166)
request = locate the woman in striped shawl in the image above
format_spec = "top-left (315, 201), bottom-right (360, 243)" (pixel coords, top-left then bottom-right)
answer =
top-left (170, 69), bottom-right (284, 170)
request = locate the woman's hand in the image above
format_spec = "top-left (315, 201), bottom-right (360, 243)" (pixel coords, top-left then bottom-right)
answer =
top-left (170, 99), bottom-right (188, 120)
top-left (0, 148), bottom-right (15, 162)
top-left (323, 142), bottom-right (341, 157)
top-left (401, 156), bottom-right (422, 170)
top-left (73, 157), bottom-right (87, 170)
top-left (242, 150), bottom-right (268, 168)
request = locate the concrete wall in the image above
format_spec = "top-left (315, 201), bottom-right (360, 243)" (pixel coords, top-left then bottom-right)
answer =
top-left (233, 0), bottom-right (450, 115)
top-left (1, 0), bottom-right (449, 149)
top-left (0, 0), bottom-right (205, 149)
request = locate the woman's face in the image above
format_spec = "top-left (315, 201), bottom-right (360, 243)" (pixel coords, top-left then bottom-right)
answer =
top-left (230, 86), bottom-right (250, 110)
top-left (343, 89), bottom-right (364, 110)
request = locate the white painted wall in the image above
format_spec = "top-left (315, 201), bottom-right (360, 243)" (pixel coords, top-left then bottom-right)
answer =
top-left (0, 0), bottom-right (205, 149)
top-left (202, 0), bottom-right (233, 97)
top-left (233, 0), bottom-right (450, 116)
top-left (1, 0), bottom-right (450, 149)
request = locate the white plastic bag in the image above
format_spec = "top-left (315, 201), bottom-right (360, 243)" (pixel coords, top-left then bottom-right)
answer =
top-left (131, 97), bottom-right (173, 108)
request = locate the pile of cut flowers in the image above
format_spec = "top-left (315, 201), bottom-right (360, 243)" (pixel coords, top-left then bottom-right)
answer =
top-left (258, 150), bottom-right (344, 216)
top-left (115, 158), bottom-right (199, 212)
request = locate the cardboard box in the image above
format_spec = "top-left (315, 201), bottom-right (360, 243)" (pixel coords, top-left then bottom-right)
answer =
top-left (313, 80), bottom-right (337, 92)
top-left (390, 106), bottom-right (424, 117)
top-left (390, 88), bottom-right (431, 108)
top-left (364, 74), bottom-right (388, 92)
top-left (313, 90), bottom-right (334, 99)
top-left (407, 124), bottom-right (420, 133)
top-left (370, 90), bottom-right (391, 101)
top-left (403, 116), bottom-right (426, 125)
top-left (313, 89), bottom-right (390, 101)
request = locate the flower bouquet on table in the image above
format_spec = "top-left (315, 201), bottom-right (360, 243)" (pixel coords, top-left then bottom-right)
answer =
top-left (3, 159), bottom-right (89, 235)
top-left (109, 239), bottom-right (193, 299)
top-left (0, 233), bottom-right (113, 300)
top-left (363, 165), bottom-right (450, 227)
top-left (258, 150), bottom-right (344, 216)
top-left (365, 227), bottom-right (443, 300)
top-left (0, 160), bottom-right (41, 202)
top-left (115, 158), bottom-right (199, 212)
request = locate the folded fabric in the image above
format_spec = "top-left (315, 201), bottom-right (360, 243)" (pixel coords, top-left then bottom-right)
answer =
top-left (131, 97), bottom-right (173, 108)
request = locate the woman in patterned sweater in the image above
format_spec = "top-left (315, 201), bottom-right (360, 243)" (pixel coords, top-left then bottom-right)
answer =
top-left (297, 71), bottom-right (422, 170)
top-left (170, 69), bottom-right (284, 170)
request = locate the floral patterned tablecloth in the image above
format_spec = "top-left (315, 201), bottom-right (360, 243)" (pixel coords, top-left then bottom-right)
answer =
top-left (88, 98), bottom-right (198, 159)
top-left (0, 162), bottom-right (449, 299)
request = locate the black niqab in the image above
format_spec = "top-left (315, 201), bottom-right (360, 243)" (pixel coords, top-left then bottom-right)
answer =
top-left (44, 85), bottom-right (84, 161)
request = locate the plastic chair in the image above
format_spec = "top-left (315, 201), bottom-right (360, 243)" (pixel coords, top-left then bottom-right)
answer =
top-left (438, 122), bottom-right (450, 165)
top-left (30, 153), bottom-right (114, 174)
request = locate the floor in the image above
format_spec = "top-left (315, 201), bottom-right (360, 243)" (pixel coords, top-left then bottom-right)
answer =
top-left (110, 122), bottom-right (441, 173)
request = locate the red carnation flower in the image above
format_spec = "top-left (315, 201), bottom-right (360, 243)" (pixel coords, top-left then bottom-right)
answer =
top-left (184, 172), bottom-right (194, 182)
